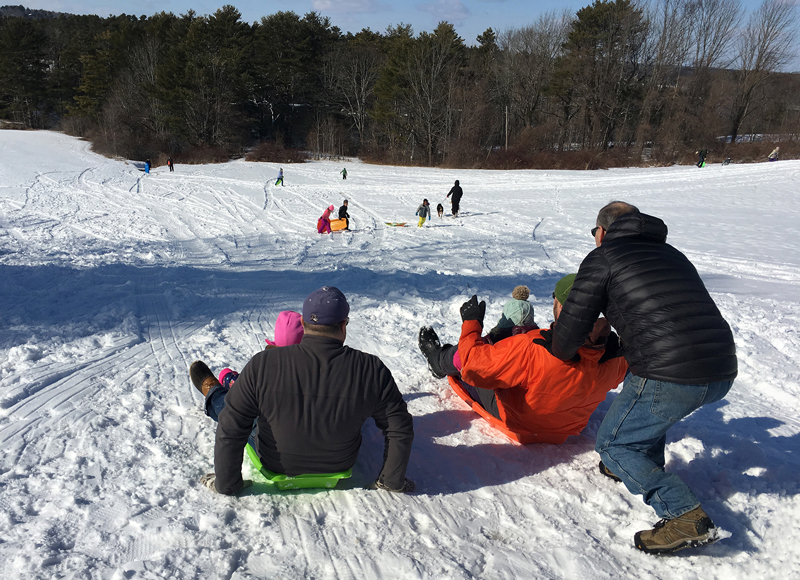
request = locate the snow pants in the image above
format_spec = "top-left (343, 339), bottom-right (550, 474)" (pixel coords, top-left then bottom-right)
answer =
top-left (430, 344), bottom-right (499, 418)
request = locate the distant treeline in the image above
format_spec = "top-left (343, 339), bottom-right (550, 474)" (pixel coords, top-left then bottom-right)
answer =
top-left (1, 0), bottom-right (798, 168)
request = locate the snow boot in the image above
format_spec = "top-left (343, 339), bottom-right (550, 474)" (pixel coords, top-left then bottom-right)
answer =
top-left (190, 361), bottom-right (220, 397)
top-left (599, 460), bottom-right (622, 483)
top-left (418, 326), bottom-right (446, 379)
top-left (634, 506), bottom-right (719, 555)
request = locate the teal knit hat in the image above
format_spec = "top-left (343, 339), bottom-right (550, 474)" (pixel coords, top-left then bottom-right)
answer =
top-left (497, 299), bottom-right (534, 328)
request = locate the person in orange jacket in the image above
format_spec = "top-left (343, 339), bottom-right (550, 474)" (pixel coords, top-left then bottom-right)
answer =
top-left (418, 274), bottom-right (628, 443)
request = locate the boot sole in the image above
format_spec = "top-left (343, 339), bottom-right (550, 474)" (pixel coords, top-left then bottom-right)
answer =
top-left (189, 361), bottom-right (215, 393)
top-left (634, 527), bottom-right (719, 555)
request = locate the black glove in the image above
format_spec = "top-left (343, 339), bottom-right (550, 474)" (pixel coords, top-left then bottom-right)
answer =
top-left (200, 473), bottom-right (253, 495)
top-left (599, 331), bottom-right (625, 363)
top-left (460, 295), bottom-right (486, 326)
top-left (373, 478), bottom-right (416, 493)
top-left (532, 329), bottom-right (581, 363)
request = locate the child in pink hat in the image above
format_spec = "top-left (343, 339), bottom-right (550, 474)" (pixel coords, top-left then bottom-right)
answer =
top-left (317, 205), bottom-right (335, 234)
top-left (216, 311), bottom-right (304, 389)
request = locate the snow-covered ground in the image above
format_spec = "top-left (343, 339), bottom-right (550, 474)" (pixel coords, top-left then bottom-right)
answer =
top-left (0, 130), bottom-right (798, 579)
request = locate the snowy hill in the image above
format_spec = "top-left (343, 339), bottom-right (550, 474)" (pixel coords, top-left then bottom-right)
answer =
top-left (0, 130), bottom-right (798, 579)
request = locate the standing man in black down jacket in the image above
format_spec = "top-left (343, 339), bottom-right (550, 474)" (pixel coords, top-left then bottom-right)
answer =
top-left (204, 286), bottom-right (415, 496)
top-left (550, 201), bottom-right (737, 555)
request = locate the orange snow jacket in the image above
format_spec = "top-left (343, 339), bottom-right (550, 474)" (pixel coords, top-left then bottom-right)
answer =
top-left (458, 320), bottom-right (628, 442)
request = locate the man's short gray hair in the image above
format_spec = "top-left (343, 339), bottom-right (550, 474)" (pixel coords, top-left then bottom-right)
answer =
top-left (596, 201), bottom-right (640, 229)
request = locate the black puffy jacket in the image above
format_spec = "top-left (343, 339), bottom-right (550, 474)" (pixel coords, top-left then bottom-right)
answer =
top-left (552, 212), bottom-right (737, 384)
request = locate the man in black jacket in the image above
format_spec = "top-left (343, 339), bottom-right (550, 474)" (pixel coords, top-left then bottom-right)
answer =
top-left (550, 201), bottom-right (737, 555)
top-left (199, 286), bottom-right (414, 495)
top-left (446, 180), bottom-right (463, 216)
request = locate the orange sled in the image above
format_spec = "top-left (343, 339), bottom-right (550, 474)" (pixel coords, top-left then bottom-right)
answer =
top-left (330, 218), bottom-right (348, 231)
top-left (447, 376), bottom-right (569, 444)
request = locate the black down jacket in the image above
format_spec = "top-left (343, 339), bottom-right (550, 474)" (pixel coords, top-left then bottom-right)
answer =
top-left (552, 212), bottom-right (737, 384)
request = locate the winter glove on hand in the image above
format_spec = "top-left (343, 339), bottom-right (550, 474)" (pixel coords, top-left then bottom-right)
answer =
top-left (199, 473), bottom-right (252, 495)
top-left (373, 478), bottom-right (416, 493)
top-left (460, 295), bottom-right (486, 327)
top-left (532, 329), bottom-right (581, 363)
top-left (598, 331), bottom-right (624, 363)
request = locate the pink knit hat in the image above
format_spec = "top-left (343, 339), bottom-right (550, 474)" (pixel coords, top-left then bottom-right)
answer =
top-left (328, 205), bottom-right (335, 211)
top-left (265, 311), bottom-right (304, 347)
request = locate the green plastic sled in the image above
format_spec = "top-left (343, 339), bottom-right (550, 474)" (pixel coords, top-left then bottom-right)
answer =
top-left (244, 443), bottom-right (352, 490)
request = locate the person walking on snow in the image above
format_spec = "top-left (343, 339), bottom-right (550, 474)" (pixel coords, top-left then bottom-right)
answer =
top-left (768, 146), bottom-right (779, 161)
top-left (317, 205), bottom-right (335, 234)
top-left (547, 201), bottom-right (737, 555)
top-left (340, 167), bottom-right (347, 180)
top-left (167, 157), bottom-right (174, 172)
top-left (275, 168), bottom-right (284, 186)
top-left (415, 199), bottom-right (431, 227)
top-left (695, 150), bottom-right (707, 168)
top-left (446, 180), bottom-right (463, 216)
top-left (144, 159), bottom-right (151, 174)
top-left (339, 200), bottom-right (350, 230)
top-left (190, 287), bottom-right (414, 495)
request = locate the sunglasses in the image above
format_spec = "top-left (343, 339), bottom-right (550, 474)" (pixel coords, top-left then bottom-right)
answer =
top-left (591, 226), bottom-right (601, 236)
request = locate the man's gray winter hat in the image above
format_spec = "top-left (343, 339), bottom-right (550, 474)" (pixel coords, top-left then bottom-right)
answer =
top-left (303, 286), bottom-right (350, 325)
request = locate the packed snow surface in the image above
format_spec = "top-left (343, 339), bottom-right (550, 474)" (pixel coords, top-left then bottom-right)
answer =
top-left (0, 130), bottom-right (798, 579)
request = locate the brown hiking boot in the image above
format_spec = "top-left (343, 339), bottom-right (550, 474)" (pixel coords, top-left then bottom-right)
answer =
top-left (189, 361), bottom-right (220, 397)
top-left (599, 460), bottom-right (622, 483)
top-left (634, 506), bottom-right (719, 555)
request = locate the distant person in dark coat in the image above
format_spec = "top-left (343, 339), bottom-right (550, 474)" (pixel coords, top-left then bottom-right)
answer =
top-left (167, 157), bottom-right (174, 172)
top-left (695, 150), bottom-right (707, 167)
top-left (339, 200), bottom-right (350, 230)
top-left (446, 180), bottom-right (463, 216)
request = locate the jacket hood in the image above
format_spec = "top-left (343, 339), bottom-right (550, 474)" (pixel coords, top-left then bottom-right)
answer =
top-left (604, 212), bottom-right (668, 244)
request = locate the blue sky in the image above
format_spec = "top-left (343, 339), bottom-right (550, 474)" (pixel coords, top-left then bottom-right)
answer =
top-left (26, 0), bottom-right (782, 46)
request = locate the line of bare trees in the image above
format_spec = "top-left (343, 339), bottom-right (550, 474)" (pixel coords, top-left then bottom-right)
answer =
top-left (0, 0), bottom-right (798, 167)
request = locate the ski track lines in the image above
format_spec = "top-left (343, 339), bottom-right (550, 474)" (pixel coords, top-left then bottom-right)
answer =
top-left (2, 135), bottom-right (800, 579)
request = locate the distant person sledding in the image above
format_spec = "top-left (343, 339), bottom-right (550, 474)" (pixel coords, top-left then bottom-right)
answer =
top-left (317, 204), bottom-right (335, 234)
top-left (417, 277), bottom-right (627, 444)
top-left (768, 146), bottom-right (780, 162)
top-left (275, 168), bottom-right (284, 186)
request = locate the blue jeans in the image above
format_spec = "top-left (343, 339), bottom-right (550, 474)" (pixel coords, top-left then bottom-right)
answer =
top-left (205, 385), bottom-right (257, 446)
top-left (205, 385), bottom-right (229, 422)
top-left (596, 373), bottom-right (733, 520)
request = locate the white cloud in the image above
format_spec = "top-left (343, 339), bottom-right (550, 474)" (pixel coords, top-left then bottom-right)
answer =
top-left (311, 0), bottom-right (385, 14)
top-left (416, 0), bottom-right (470, 24)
